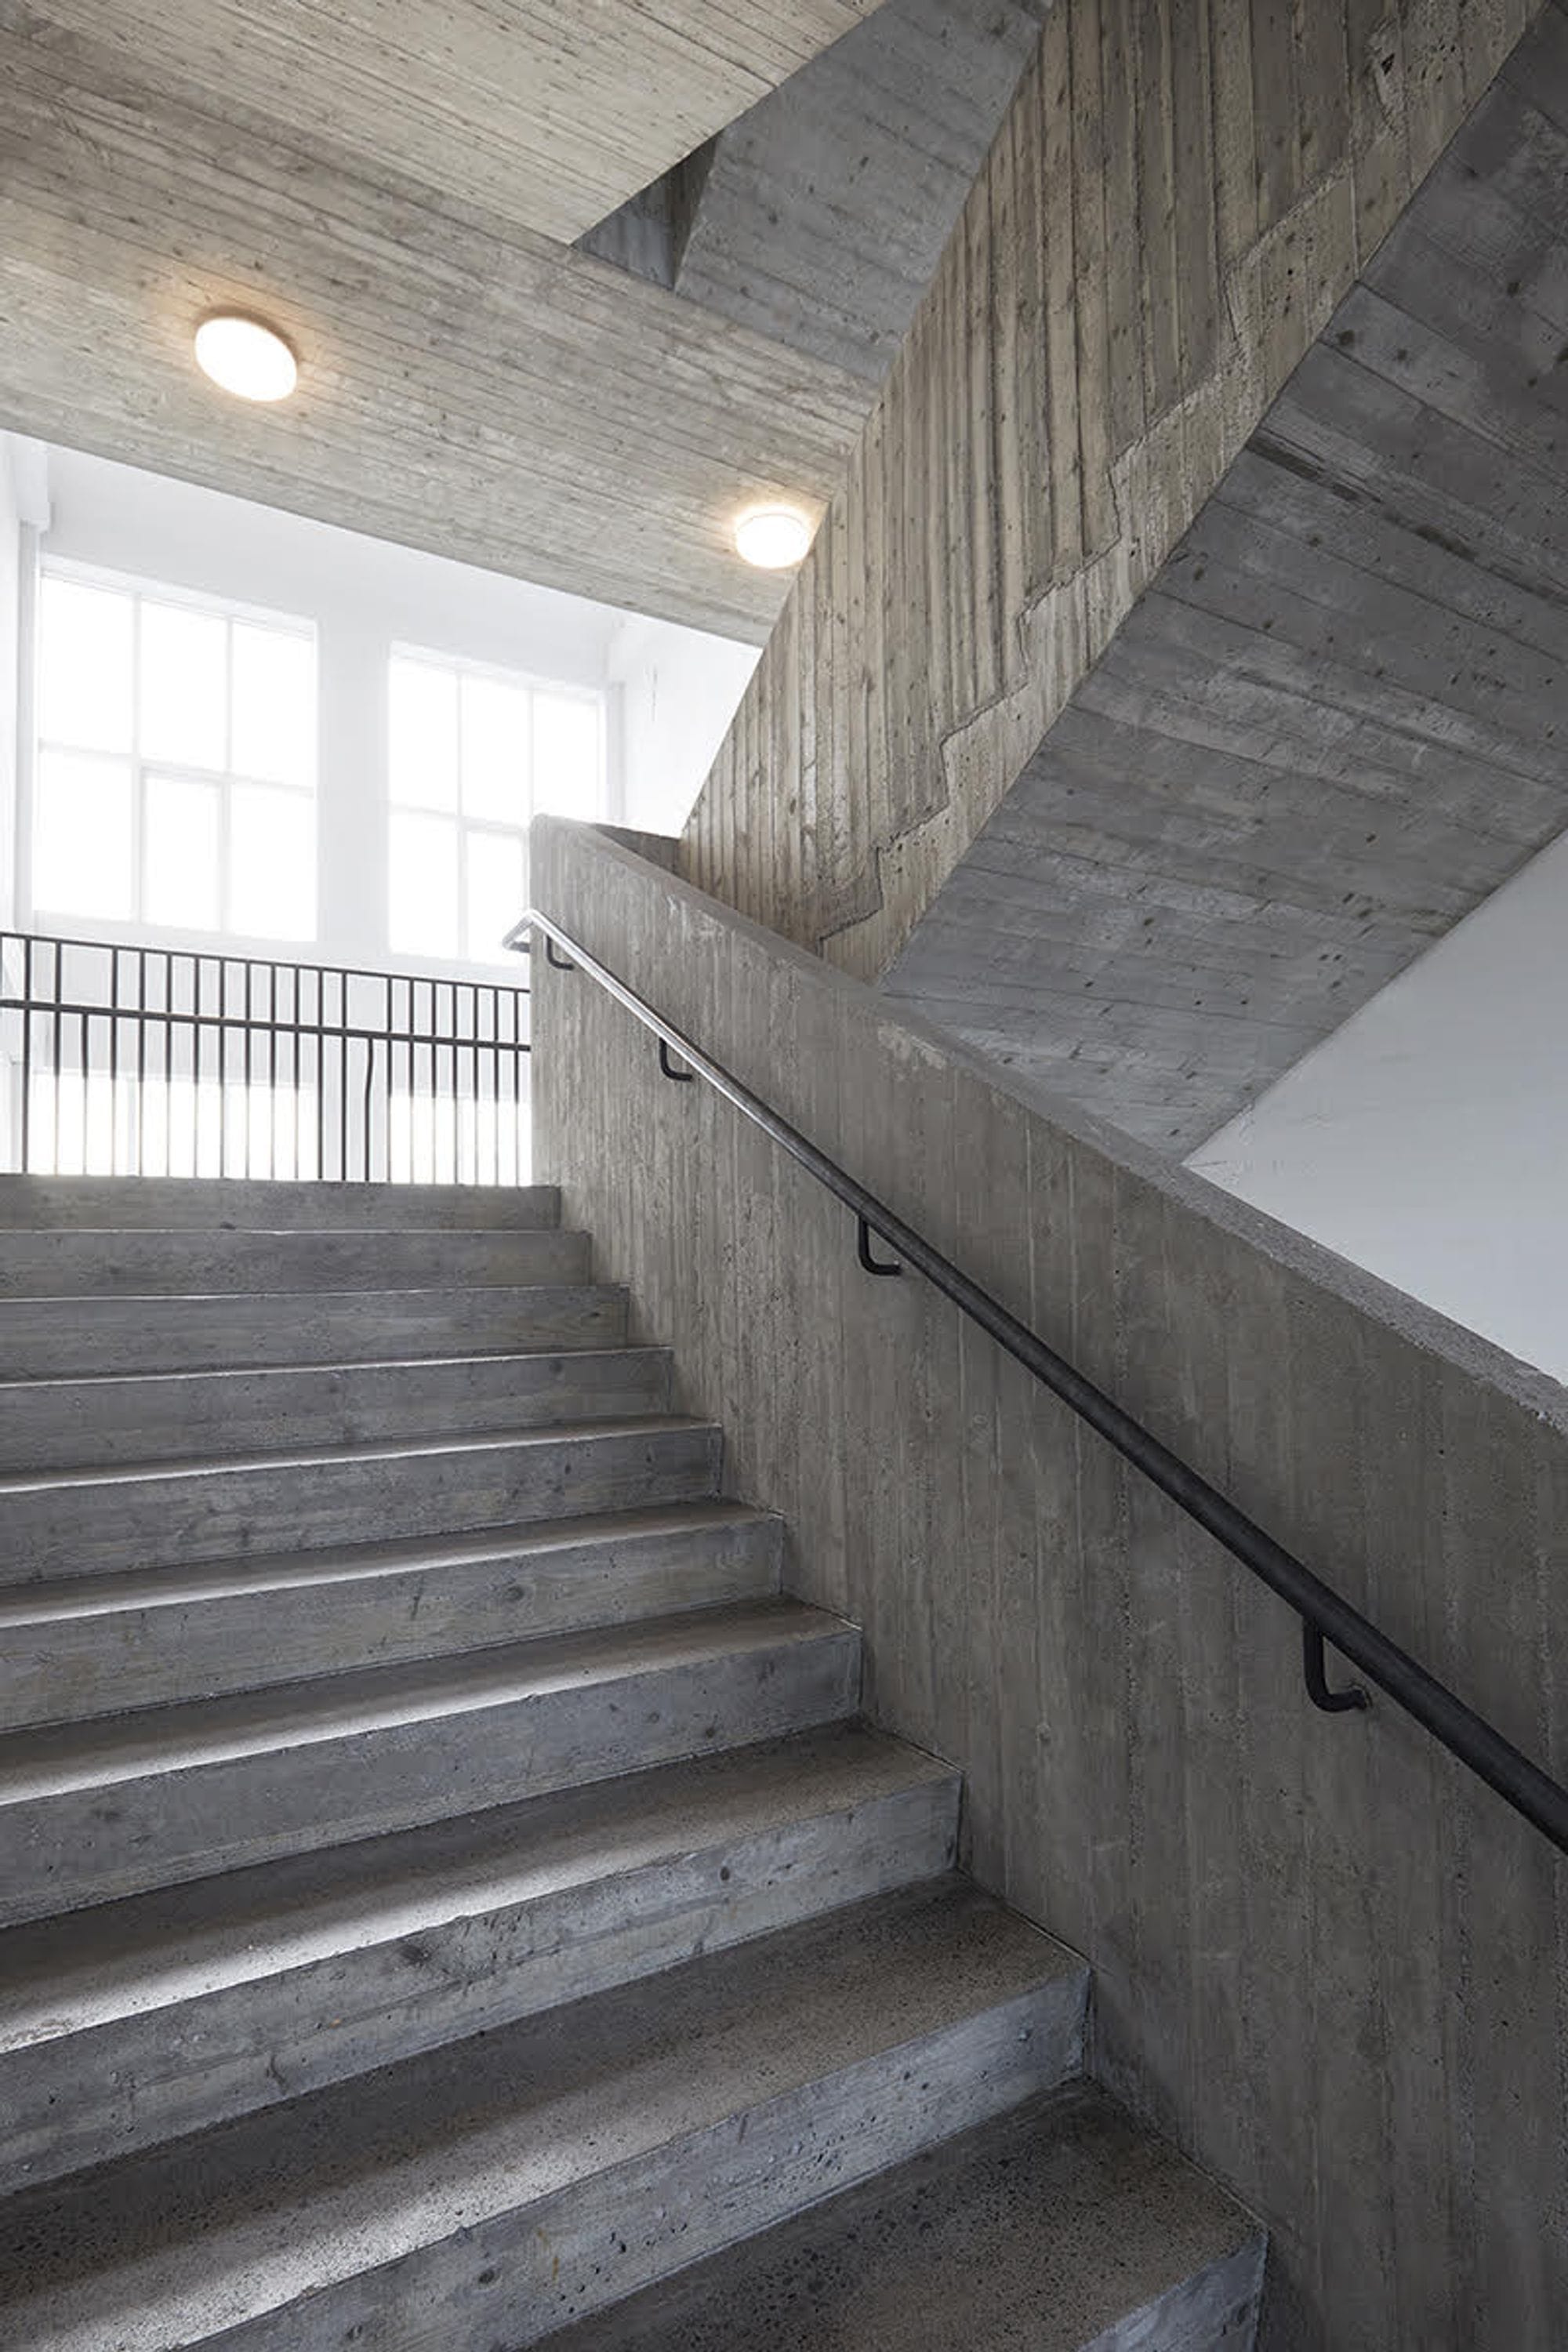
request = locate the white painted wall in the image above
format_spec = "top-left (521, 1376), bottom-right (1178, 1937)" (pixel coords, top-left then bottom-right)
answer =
top-left (608, 611), bottom-right (759, 837)
top-left (1189, 827), bottom-right (1568, 1385)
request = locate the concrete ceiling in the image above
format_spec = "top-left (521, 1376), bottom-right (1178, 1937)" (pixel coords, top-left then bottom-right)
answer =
top-left (9, 0), bottom-right (887, 244)
top-left (0, 0), bottom-right (1044, 640)
top-left (884, 19), bottom-right (1568, 1153)
top-left (581, 0), bottom-right (1049, 383)
top-left (0, 23), bottom-right (872, 643)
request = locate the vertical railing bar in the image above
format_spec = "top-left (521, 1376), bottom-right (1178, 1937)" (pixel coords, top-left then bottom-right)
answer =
top-left (220, 959), bottom-right (230, 1179)
top-left (109, 948), bottom-right (122, 1177)
top-left (162, 950), bottom-right (172, 1181)
top-left (448, 978), bottom-right (458, 1186)
top-left (267, 961), bottom-right (278, 1183)
top-left (362, 976), bottom-right (376, 1185)
top-left (511, 982), bottom-right (521, 1188)
top-left (416, 978), bottom-right (430, 1185)
top-left (471, 983), bottom-right (481, 1189)
top-left (244, 963), bottom-right (255, 1181)
top-left (20, 935), bottom-right (34, 1174)
top-left (314, 965), bottom-right (326, 1185)
top-left (201, 953), bottom-right (210, 1180)
top-left (51, 939), bottom-right (62, 1175)
top-left (188, 953), bottom-right (198, 1180)
top-left (337, 968), bottom-right (349, 1185)
top-left (136, 948), bottom-right (147, 1177)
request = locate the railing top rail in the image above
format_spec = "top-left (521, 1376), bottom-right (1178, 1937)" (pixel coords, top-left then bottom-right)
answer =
top-left (513, 906), bottom-right (1568, 1861)
top-left (0, 995), bottom-right (530, 1047)
top-left (1, 928), bottom-right (529, 999)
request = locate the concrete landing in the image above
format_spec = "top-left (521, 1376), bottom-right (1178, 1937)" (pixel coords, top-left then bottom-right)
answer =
top-left (537, 2082), bottom-right (1265, 2351)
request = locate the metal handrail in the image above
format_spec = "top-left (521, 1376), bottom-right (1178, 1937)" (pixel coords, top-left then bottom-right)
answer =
top-left (513, 906), bottom-right (1568, 1859)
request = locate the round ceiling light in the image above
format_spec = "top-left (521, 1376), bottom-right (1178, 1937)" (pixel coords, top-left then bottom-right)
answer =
top-left (194, 314), bottom-right (299, 403)
top-left (733, 504), bottom-right (814, 570)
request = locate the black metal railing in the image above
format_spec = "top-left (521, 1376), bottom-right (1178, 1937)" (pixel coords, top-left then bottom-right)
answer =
top-left (514, 907), bottom-right (1568, 1860)
top-left (1, 931), bottom-right (530, 1185)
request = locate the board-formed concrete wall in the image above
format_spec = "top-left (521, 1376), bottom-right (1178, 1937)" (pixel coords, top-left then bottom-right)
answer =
top-left (535, 818), bottom-right (1568, 2352)
top-left (680, 0), bottom-right (1545, 978)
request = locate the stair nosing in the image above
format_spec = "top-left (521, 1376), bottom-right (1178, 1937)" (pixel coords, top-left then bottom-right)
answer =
top-left (0, 1345), bottom-right (672, 1397)
top-left (0, 1501), bottom-right (782, 1626)
top-left (0, 1600), bottom-right (856, 1802)
top-left (0, 1414), bottom-right (720, 1496)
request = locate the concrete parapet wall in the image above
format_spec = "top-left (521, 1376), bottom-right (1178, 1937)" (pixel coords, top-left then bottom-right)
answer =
top-left (535, 817), bottom-right (1568, 2352)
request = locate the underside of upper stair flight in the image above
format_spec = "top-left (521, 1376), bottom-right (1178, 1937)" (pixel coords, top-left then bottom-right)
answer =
top-left (681, 1), bottom-right (1568, 1154)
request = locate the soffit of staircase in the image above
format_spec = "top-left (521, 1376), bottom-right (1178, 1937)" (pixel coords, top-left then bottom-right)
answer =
top-left (17, 0), bottom-right (894, 245)
top-left (0, 22), bottom-right (875, 641)
top-left (884, 29), bottom-right (1568, 1153)
top-left (579, 0), bottom-right (1051, 384)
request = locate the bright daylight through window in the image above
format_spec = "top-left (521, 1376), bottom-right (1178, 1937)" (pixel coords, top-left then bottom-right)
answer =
top-left (388, 648), bottom-right (604, 963)
top-left (31, 566), bottom-right (317, 942)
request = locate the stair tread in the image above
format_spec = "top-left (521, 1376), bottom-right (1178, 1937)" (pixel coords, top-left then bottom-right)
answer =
top-left (0, 1724), bottom-right (954, 2049)
top-left (0, 1227), bottom-right (591, 1299)
top-left (535, 2082), bottom-right (1263, 2352)
top-left (0, 1879), bottom-right (1083, 2350)
top-left (0, 1345), bottom-right (668, 1396)
top-left (0, 1501), bottom-right (778, 1627)
top-left (0, 1413), bottom-right (716, 1495)
top-left (0, 1599), bottom-right (848, 1800)
top-left (0, 1179), bottom-right (561, 1231)
top-left (0, 1281), bottom-right (618, 1306)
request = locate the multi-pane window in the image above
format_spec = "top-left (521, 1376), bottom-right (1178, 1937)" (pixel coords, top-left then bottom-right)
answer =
top-left (387, 648), bottom-right (604, 962)
top-left (32, 567), bottom-right (317, 941)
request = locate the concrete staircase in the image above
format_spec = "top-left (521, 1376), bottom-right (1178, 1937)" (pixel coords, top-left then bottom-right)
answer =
top-left (0, 1174), bottom-right (1265, 2349)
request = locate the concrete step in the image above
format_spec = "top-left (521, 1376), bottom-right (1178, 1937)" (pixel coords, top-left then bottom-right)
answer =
top-left (0, 1281), bottom-right (630, 1377)
top-left (0, 1176), bottom-right (558, 1230)
top-left (0, 1725), bottom-right (959, 2195)
top-left (0, 1417), bottom-right (723, 1584)
top-left (0, 1223), bottom-right (590, 1297)
top-left (0, 1502), bottom-right (783, 1727)
top-left (535, 2082), bottom-right (1266, 2352)
top-left (0, 1878), bottom-right (1086, 2352)
top-left (0, 1346), bottom-right (676, 1472)
top-left (0, 1600), bottom-right (861, 1924)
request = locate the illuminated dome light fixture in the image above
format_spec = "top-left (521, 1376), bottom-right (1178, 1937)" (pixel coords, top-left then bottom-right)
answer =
top-left (194, 313), bottom-right (299, 403)
top-left (733, 503), bottom-right (815, 570)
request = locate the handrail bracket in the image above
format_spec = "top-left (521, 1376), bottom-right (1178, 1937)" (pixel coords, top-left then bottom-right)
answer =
top-left (857, 1215), bottom-right (902, 1277)
top-left (1302, 1621), bottom-right (1370, 1715)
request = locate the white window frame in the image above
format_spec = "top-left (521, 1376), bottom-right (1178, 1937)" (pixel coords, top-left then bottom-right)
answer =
top-left (29, 557), bottom-right (318, 944)
top-left (387, 641), bottom-right (605, 966)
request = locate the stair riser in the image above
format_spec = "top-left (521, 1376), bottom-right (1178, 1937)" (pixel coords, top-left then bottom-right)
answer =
top-left (0, 1226), bottom-right (588, 1298)
top-left (0, 1286), bottom-right (630, 1378)
top-left (1109, 2242), bottom-right (1271, 2350)
top-left (0, 1776), bottom-right (958, 2195)
top-left (2, 1425), bottom-right (723, 1584)
top-left (214, 1976), bottom-right (1087, 2352)
top-left (2, 1516), bottom-right (782, 1727)
top-left (0, 1178), bottom-right (557, 1232)
top-left (0, 1628), bottom-right (862, 1924)
top-left (0, 1349), bottom-right (674, 1474)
